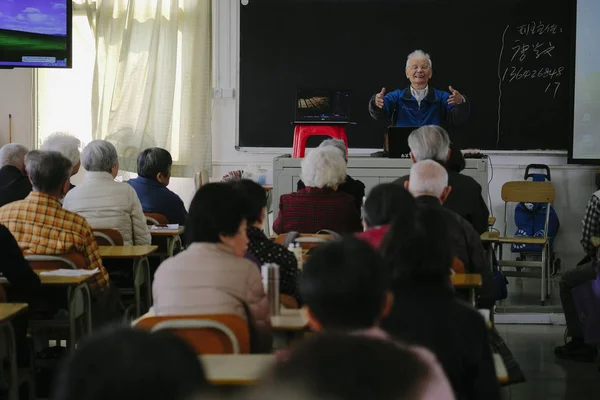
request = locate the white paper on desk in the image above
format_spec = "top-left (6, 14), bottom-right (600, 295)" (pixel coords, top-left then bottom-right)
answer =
top-left (151, 224), bottom-right (179, 230)
top-left (39, 268), bottom-right (99, 277)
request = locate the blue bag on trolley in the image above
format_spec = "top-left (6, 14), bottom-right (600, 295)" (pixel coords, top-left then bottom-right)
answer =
top-left (511, 169), bottom-right (560, 253)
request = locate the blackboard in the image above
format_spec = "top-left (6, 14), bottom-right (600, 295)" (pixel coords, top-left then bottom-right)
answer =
top-left (239, 0), bottom-right (575, 150)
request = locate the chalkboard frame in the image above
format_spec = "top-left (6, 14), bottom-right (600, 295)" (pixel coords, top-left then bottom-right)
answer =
top-left (236, 0), bottom-right (578, 153)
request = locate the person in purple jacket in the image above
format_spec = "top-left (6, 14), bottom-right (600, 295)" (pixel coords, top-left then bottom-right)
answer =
top-left (128, 147), bottom-right (187, 226)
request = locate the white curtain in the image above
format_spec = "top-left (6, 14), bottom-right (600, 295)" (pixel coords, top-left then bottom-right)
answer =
top-left (38, 0), bottom-right (212, 177)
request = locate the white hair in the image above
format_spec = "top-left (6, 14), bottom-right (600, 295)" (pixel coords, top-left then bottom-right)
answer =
top-left (301, 146), bottom-right (347, 188)
top-left (407, 125), bottom-right (450, 162)
top-left (319, 138), bottom-right (347, 159)
top-left (41, 132), bottom-right (81, 166)
top-left (408, 160), bottom-right (448, 198)
top-left (81, 140), bottom-right (119, 173)
top-left (405, 49), bottom-right (432, 69)
top-left (0, 143), bottom-right (29, 168)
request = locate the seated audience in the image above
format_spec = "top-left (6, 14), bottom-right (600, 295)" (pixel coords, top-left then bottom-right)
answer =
top-left (152, 183), bottom-right (271, 349)
top-left (406, 160), bottom-right (494, 308)
top-left (253, 334), bottom-right (454, 400)
top-left (1, 224), bottom-right (40, 366)
top-left (229, 179), bottom-right (301, 300)
top-left (555, 190), bottom-right (600, 362)
top-left (0, 143), bottom-right (31, 207)
top-left (51, 327), bottom-right (208, 400)
top-left (127, 147), bottom-right (187, 226)
top-left (300, 236), bottom-right (392, 337)
top-left (0, 151), bottom-right (112, 302)
top-left (41, 132), bottom-right (82, 190)
top-left (447, 142), bottom-right (466, 173)
top-left (64, 140), bottom-right (151, 246)
top-left (356, 183), bottom-right (416, 249)
top-left (273, 146), bottom-right (362, 234)
top-left (381, 207), bottom-right (501, 400)
top-left (297, 139), bottom-right (365, 211)
top-left (394, 125), bottom-right (489, 234)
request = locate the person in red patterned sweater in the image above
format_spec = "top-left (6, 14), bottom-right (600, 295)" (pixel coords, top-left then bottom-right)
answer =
top-left (273, 146), bottom-right (362, 234)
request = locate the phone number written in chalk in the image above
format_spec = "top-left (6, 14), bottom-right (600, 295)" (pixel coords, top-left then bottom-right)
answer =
top-left (502, 66), bottom-right (565, 83)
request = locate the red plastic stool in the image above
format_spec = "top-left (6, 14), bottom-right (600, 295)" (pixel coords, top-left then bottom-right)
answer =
top-left (292, 125), bottom-right (348, 158)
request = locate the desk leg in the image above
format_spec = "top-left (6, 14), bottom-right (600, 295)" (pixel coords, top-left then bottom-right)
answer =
top-left (167, 235), bottom-right (182, 258)
top-left (67, 283), bottom-right (92, 350)
top-left (133, 259), bottom-right (142, 318)
top-left (144, 257), bottom-right (152, 312)
top-left (1, 322), bottom-right (18, 400)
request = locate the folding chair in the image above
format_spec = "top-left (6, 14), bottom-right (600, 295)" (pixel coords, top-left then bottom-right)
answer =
top-left (134, 314), bottom-right (250, 354)
top-left (93, 229), bottom-right (124, 246)
top-left (481, 181), bottom-right (555, 305)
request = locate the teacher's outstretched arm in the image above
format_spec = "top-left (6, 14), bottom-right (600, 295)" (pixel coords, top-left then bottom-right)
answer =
top-left (443, 85), bottom-right (470, 125)
top-left (369, 87), bottom-right (398, 123)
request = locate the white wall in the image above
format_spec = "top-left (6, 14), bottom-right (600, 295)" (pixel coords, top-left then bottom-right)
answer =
top-left (0, 1), bottom-right (595, 270)
top-left (0, 69), bottom-right (33, 148)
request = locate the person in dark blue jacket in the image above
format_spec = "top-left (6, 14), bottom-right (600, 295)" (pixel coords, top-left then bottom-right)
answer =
top-left (127, 147), bottom-right (187, 226)
top-left (369, 49), bottom-right (470, 127)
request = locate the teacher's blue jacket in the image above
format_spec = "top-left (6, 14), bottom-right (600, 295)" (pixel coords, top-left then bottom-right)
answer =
top-left (368, 86), bottom-right (470, 127)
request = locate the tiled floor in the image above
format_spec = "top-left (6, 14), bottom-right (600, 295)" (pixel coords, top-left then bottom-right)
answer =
top-left (498, 324), bottom-right (600, 399)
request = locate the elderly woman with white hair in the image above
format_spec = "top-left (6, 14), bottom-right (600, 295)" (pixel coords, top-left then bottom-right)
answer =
top-left (297, 139), bottom-right (365, 211)
top-left (63, 140), bottom-right (151, 245)
top-left (41, 133), bottom-right (82, 189)
top-left (0, 143), bottom-right (31, 207)
top-left (369, 49), bottom-right (470, 127)
top-left (273, 146), bottom-right (362, 234)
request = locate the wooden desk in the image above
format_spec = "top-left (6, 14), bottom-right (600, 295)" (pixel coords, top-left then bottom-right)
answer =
top-left (271, 308), bottom-right (308, 331)
top-left (451, 273), bottom-right (482, 289)
top-left (451, 273), bottom-right (482, 306)
top-left (0, 303), bottom-right (28, 324)
top-left (150, 227), bottom-right (185, 237)
top-left (98, 245), bottom-right (158, 258)
top-left (99, 245), bottom-right (157, 317)
top-left (0, 303), bottom-right (29, 400)
top-left (1, 272), bottom-right (94, 351)
top-left (200, 354), bottom-right (274, 385)
top-left (151, 228), bottom-right (184, 257)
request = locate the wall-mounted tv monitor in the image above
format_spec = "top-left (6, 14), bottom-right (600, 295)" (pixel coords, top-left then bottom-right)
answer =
top-left (0, 0), bottom-right (72, 68)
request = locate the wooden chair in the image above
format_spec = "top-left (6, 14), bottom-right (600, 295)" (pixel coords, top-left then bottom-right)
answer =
top-left (145, 213), bottom-right (169, 226)
top-left (134, 314), bottom-right (250, 354)
top-left (280, 294), bottom-right (299, 309)
top-left (24, 253), bottom-right (86, 270)
top-left (93, 229), bottom-right (124, 246)
top-left (480, 181), bottom-right (555, 305)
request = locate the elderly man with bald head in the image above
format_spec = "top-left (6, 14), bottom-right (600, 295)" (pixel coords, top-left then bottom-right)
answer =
top-left (369, 50), bottom-right (470, 128)
top-left (0, 143), bottom-right (32, 207)
top-left (406, 160), bottom-right (494, 309)
top-left (395, 125), bottom-right (490, 234)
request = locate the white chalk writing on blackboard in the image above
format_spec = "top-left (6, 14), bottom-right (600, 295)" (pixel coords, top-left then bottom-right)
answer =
top-left (497, 22), bottom-right (565, 145)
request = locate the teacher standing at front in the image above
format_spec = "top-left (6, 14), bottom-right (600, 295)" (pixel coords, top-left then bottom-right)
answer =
top-left (369, 50), bottom-right (470, 127)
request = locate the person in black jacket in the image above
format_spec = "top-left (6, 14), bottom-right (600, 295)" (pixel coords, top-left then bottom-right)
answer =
top-left (380, 207), bottom-right (501, 400)
top-left (0, 143), bottom-right (31, 207)
top-left (297, 139), bottom-right (365, 211)
top-left (406, 160), bottom-right (494, 309)
top-left (1, 224), bottom-right (40, 366)
top-left (393, 125), bottom-right (489, 235)
top-left (229, 179), bottom-right (301, 301)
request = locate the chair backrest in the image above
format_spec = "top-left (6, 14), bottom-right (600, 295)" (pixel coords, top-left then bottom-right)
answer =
top-left (93, 229), bottom-right (124, 246)
top-left (133, 314), bottom-right (250, 354)
top-left (195, 170), bottom-right (209, 190)
top-left (501, 181), bottom-right (555, 203)
top-left (24, 253), bottom-right (87, 270)
top-left (145, 213), bottom-right (169, 225)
